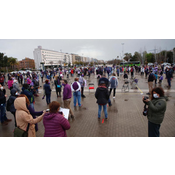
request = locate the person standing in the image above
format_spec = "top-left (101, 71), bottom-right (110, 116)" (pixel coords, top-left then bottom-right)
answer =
top-left (54, 75), bottom-right (62, 97)
top-left (43, 80), bottom-right (52, 105)
top-left (0, 84), bottom-right (12, 125)
top-left (79, 74), bottom-right (86, 98)
top-left (13, 80), bottom-right (20, 93)
top-left (71, 78), bottom-right (81, 107)
top-left (99, 75), bottom-right (112, 106)
top-left (21, 84), bottom-right (35, 109)
top-left (0, 74), bottom-right (5, 86)
top-left (147, 70), bottom-right (155, 95)
top-left (95, 81), bottom-right (109, 120)
top-left (143, 87), bottom-right (167, 137)
top-left (8, 77), bottom-right (13, 90)
top-left (43, 101), bottom-right (70, 137)
top-left (62, 79), bottom-right (74, 119)
top-left (7, 88), bottom-right (19, 127)
top-left (14, 96), bottom-right (45, 137)
top-left (109, 73), bottom-right (118, 99)
top-left (166, 68), bottom-right (173, 88)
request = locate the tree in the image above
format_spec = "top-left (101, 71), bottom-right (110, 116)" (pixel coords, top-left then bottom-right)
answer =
top-left (130, 52), bottom-right (140, 61)
top-left (9, 57), bottom-right (17, 70)
top-left (124, 53), bottom-right (132, 61)
top-left (146, 53), bottom-right (155, 63)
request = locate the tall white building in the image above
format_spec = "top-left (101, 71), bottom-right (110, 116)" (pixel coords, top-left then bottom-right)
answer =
top-left (33, 46), bottom-right (73, 70)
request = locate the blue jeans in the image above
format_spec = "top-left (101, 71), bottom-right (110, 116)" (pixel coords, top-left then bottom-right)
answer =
top-left (98, 104), bottom-right (108, 119)
top-left (46, 94), bottom-right (51, 104)
top-left (0, 103), bottom-right (8, 123)
top-left (30, 103), bottom-right (34, 109)
top-left (148, 121), bottom-right (161, 137)
top-left (73, 91), bottom-right (81, 106)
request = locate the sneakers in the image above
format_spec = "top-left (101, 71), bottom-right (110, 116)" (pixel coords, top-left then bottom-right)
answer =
top-left (105, 118), bottom-right (108, 120)
top-left (113, 97), bottom-right (115, 99)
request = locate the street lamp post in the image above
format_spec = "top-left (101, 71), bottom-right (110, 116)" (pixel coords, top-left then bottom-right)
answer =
top-left (121, 43), bottom-right (125, 65)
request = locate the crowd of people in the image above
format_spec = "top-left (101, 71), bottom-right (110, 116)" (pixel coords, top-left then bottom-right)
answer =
top-left (0, 63), bottom-right (174, 137)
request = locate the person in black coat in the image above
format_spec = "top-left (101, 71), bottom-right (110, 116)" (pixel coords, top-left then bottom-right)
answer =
top-left (8, 88), bottom-right (19, 127)
top-left (0, 84), bottom-right (12, 125)
top-left (95, 81), bottom-right (109, 120)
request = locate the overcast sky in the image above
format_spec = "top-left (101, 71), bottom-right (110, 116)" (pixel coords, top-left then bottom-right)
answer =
top-left (0, 39), bottom-right (175, 61)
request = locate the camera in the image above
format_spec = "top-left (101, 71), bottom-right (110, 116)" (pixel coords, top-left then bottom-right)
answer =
top-left (143, 96), bottom-right (149, 101)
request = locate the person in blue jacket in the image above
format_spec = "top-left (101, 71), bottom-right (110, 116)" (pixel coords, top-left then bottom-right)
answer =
top-left (44, 79), bottom-right (52, 105)
top-left (21, 84), bottom-right (35, 109)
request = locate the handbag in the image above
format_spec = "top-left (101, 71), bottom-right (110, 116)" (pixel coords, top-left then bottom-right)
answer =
top-left (14, 123), bottom-right (30, 137)
top-left (57, 85), bottom-right (61, 88)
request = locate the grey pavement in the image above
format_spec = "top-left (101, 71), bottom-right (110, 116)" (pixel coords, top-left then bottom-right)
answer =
top-left (0, 73), bottom-right (175, 137)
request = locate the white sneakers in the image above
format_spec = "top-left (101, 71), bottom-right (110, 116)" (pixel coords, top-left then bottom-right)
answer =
top-left (113, 96), bottom-right (115, 99)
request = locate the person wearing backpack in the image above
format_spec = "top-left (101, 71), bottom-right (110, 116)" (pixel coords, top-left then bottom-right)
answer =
top-left (71, 78), bottom-right (81, 107)
top-left (95, 81), bottom-right (109, 120)
top-left (54, 75), bottom-right (62, 97)
top-left (147, 70), bottom-right (155, 95)
top-left (7, 88), bottom-right (19, 127)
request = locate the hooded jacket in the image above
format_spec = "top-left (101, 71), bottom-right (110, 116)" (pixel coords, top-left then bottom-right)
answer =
top-left (109, 76), bottom-right (118, 88)
top-left (95, 86), bottom-right (109, 105)
top-left (13, 81), bottom-right (20, 93)
top-left (14, 97), bottom-right (44, 137)
top-left (21, 87), bottom-right (34, 103)
top-left (43, 112), bottom-right (70, 137)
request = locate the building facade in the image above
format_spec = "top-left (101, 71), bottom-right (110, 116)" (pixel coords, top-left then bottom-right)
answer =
top-left (15, 57), bottom-right (35, 70)
top-left (33, 46), bottom-right (73, 70)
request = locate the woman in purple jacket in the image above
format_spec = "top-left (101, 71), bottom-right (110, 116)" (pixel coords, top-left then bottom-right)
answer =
top-left (43, 101), bottom-right (70, 137)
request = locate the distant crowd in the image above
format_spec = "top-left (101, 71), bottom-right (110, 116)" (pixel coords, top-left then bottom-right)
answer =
top-left (0, 63), bottom-right (174, 137)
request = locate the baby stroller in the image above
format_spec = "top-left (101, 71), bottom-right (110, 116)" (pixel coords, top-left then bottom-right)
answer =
top-left (121, 79), bottom-right (130, 92)
top-left (97, 74), bottom-right (101, 79)
top-left (130, 77), bottom-right (139, 89)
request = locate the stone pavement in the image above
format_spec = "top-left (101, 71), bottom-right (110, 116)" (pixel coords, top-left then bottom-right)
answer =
top-left (0, 73), bottom-right (175, 137)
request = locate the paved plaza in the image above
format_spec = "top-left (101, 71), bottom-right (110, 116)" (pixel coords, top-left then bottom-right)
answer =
top-left (0, 73), bottom-right (175, 137)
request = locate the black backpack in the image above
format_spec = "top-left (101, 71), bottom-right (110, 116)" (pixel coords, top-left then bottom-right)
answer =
top-left (6, 98), bottom-right (11, 111)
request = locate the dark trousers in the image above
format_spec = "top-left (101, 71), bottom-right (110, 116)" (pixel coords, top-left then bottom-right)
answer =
top-left (56, 88), bottom-right (61, 97)
top-left (167, 78), bottom-right (171, 87)
top-left (109, 88), bottom-right (116, 97)
top-left (81, 87), bottom-right (85, 97)
top-left (148, 121), bottom-right (161, 137)
top-left (46, 94), bottom-right (51, 104)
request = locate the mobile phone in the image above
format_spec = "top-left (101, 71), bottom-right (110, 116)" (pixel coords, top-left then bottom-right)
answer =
top-left (46, 109), bottom-right (50, 112)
